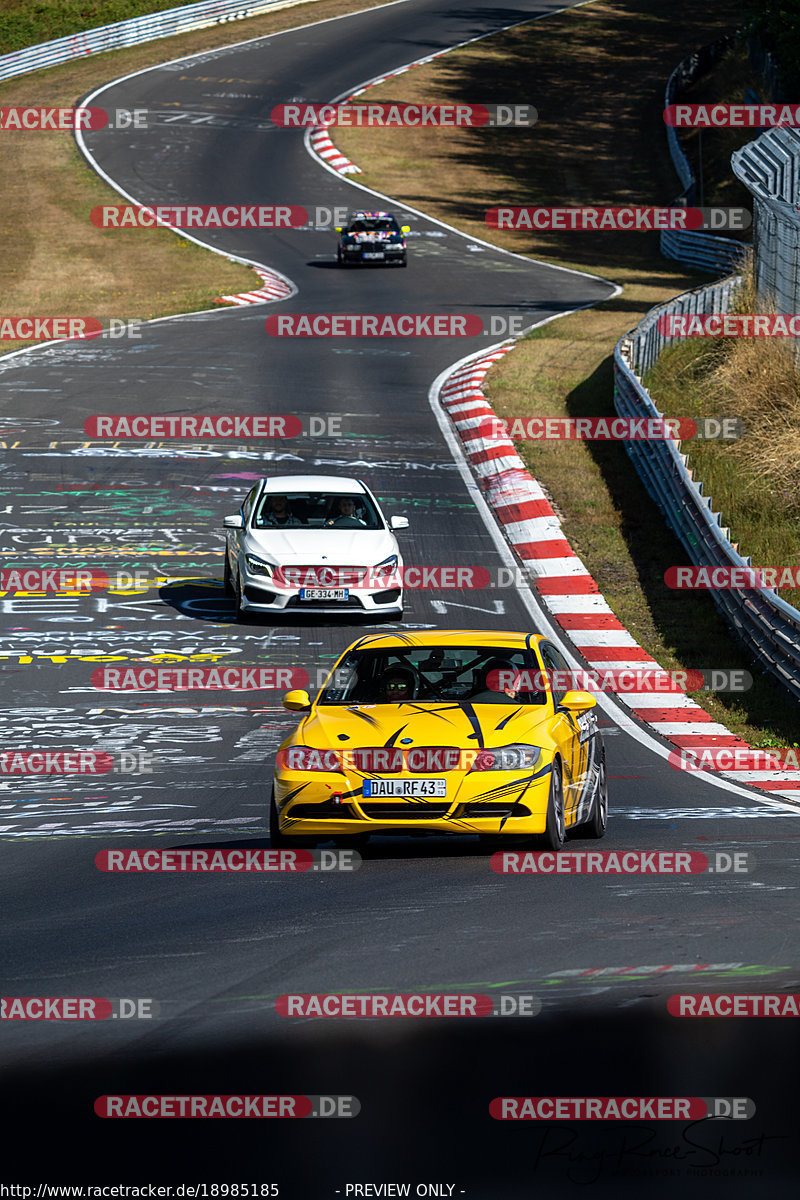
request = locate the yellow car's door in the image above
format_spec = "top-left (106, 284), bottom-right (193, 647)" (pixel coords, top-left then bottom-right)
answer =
top-left (540, 641), bottom-right (590, 826)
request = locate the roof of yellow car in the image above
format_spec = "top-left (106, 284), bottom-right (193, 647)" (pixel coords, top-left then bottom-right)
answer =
top-left (345, 629), bottom-right (547, 651)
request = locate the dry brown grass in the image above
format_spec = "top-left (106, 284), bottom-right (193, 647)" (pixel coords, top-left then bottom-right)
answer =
top-left (714, 267), bottom-right (800, 512)
top-left (0, 0), bottom-right (398, 354)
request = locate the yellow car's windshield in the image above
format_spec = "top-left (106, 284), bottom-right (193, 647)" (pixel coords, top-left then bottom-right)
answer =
top-left (319, 646), bottom-right (547, 705)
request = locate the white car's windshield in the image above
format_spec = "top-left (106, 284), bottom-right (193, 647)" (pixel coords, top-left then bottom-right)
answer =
top-left (252, 492), bottom-right (382, 530)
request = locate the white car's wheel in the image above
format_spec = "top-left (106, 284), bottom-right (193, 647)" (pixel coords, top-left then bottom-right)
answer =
top-left (234, 574), bottom-right (246, 622)
top-left (223, 554), bottom-right (235, 597)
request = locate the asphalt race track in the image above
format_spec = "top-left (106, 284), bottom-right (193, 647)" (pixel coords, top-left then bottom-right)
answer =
top-left (1, 1), bottom-right (798, 1194)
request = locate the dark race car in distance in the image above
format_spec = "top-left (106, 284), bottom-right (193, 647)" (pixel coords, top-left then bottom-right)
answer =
top-left (336, 211), bottom-right (410, 266)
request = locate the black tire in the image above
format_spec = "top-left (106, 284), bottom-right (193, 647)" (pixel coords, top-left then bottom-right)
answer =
top-left (233, 574), bottom-right (246, 622)
top-left (581, 753), bottom-right (608, 839)
top-left (538, 758), bottom-right (566, 850)
top-left (269, 787), bottom-right (315, 849)
top-left (223, 554), bottom-right (235, 597)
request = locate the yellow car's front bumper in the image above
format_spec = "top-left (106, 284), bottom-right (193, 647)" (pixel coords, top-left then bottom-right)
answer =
top-left (274, 765), bottom-right (554, 837)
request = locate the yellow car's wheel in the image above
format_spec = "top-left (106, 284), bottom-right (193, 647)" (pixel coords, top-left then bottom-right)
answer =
top-left (574, 753), bottom-right (608, 840)
top-left (539, 759), bottom-right (566, 851)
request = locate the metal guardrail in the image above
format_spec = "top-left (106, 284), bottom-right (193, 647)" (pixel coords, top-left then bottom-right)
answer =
top-left (661, 228), bottom-right (747, 274)
top-left (0, 0), bottom-right (304, 83)
top-left (614, 278), bottom-right (800, 705)
top-left (661, 36), bottom-right (748, 275)
top-left (731, 126), bottom-right (800, 316)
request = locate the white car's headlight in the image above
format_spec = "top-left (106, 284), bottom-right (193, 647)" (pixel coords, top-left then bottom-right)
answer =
top-left (470, 745), bottom-right (542, 771)
top-left (245, 554), bottom-right (274, 578)
top-left (372, 554), bottom-right (399, 583)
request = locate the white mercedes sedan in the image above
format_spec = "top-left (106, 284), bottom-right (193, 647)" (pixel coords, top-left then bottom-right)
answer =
top-left (222, 475), bottom-right (409, 620)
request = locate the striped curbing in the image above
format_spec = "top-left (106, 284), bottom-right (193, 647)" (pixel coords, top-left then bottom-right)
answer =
top-left (308, 127), bottom-right (362, 175)
top-left (215, 266), bottom-right (295, 306)
top-left (438, 345), bottom-right (798, 801)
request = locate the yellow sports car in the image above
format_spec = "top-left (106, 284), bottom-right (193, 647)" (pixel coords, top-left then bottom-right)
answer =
top-left (271, 630), bottom-right (607, 849)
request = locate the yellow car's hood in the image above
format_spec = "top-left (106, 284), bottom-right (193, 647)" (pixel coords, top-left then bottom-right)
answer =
top-left (297, 701), bottom-right (553, 751)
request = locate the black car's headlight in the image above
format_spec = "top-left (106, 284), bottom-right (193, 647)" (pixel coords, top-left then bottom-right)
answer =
top-left (470, 745), bottom-right (542, 771)
top-left (245, 554), bottom-right (274, 579)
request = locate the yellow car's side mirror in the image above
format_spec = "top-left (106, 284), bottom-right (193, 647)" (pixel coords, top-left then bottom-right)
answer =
top-left (283, 690), bottom-right (311, 712)
top-left (559, 690), bottom-right (597, 713)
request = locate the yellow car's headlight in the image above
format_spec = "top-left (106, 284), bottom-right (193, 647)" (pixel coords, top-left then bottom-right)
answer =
top-left (470, 745), bottom-right (542, 771)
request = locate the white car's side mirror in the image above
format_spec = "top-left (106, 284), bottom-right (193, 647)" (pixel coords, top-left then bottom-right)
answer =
top-left (223, 514), bottom-right (244, 529)
top-left (390, 516), bottom-right (409, 530)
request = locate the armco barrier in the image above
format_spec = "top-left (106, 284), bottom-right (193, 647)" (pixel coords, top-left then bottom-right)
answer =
top-left (0, 0), bottom-right (307, 83)
top-left (731, 126), bottom-right (800, 317)
top-left (660, 227), bottom-right (745, 275)
top-left (661, 36), bottom-right (747, 275)
top-left (614, 278), bottom-right (800, 705)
